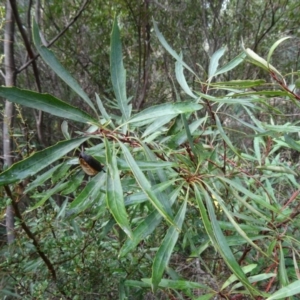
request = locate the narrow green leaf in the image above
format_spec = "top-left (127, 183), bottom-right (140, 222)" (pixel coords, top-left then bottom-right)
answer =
top-left (119, 142), bottom-right (175, 227)
top-left (228, 114), bottom-right (263, 133)
top-left (284, 134), bottom-right (300, 152)
top-left (205, 184), bottom-right (268, 257)
top-left (256, 165), bottom-right (297, 175)
top-left (221, 264), bottom-right (257, 290)
top-left (51, 162), bottom-right (71, 183)
top-left (24, 163), bottom-right (62, 193)
top-left (219, 178), bottom-right (274, 218)
top-left (232, 273), bottom-right (276, 291)
top-left (130, 102), bottom-right (202, 124)
top-left (56, 199), bottom-right (69, 219)
top-left (266, 280), bottom-right (300, 300)
top-left (167, 117), bottom-right (207, 148)
top-left (264, 123), bottom-right (300, 133)
top-left (61, 172), bottom-right (85, 195)
top-left (279, 243), bottom-right (289, 287)
top-left (124, 280), bottom-right (151, 288)
top-left (152, 197), bottom-right (187, 291)
top-left (213, 52), bottom-right (246, 77)
top-left (32, 20), bottom-right (97, 114)
top-left (125, 180), bottom-right (176, 206)
top-left (68, 172), bottom-right (106, 216)
top-left (142, 143), bottom-right (174, 214)
top-left (193, 184), bottom-right (215, 241)
top-left (215, 114), bottom-right (242, 158)
top-left (175, 53), bottom-right (198, 99)
top-left (153, 19), bottom-right (195, 76)
top-left (267, 37), bottom-right (291, 66)
top-left (105, 138), bottom-right (132, 239)
top-left (27, 181), bottom-right (69, 211)
top-left (95, 93), bottom-right (114, 127)
top-left (0, 290), bottom-right (22, 299)
top-left (195, 183), bottom-right (260, 297)
top-left (119, 185), bottom-right (181, 257)
top-left (244, 48), bottom-right (281, 75)
top-left (0, 137), bottom-right (88, 185)
top-left (253, 136), bottom-right (262, 165)
top-left (197, 91), bottom-right (257, 106)
top-left (236, 90), bottom-right (288, 97)
top-left (0, 87), bottom-right (97, 124)
top-left (142, 278), bottom-right (212, 291)
top-left (205, 192), bottom-right (259, 296)
top-left (210, 79), bottom-right (265, 88)
top-left (110, 16), bottom-right (130, 121)
top-left (142, 114), bottom-right (177, 138)
top-left (208, 47), bottom-right (227, 81)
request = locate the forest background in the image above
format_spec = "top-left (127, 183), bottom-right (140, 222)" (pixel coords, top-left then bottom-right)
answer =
top-left (1, 0), bottom-right (300, 299)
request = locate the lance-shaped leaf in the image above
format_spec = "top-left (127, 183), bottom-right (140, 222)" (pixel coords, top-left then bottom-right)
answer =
top-left (119, 142), bottom-right (176, 228)
top-left (267, 37), bottom-right (291, 66)
top-left (129, 102), bottom-right (202, 124)
top-left (32, 20), bottom-right (97, 114)
top-left (110, 16), bottom-right (130, 121)
top-left (209, 79), bottom-right (265, 88)
top-left (119, 185), bottom-right (181, 257)
top-left (136, 278), bottom-right (213, 293)
top-left (151, 198), bottom-right (187, 291)
top-left (27, 181), bottom-right (69, 212)
top-left (215, 114), bottom-right (242, 159)
top-left (244, 47), bottom-right (281, 76)
top-left (266, 280), bottom-right (300, 299)
top-left (213, 52), bottom-right (246, 78)
top-left (105, 139), bottom-right (132, 239)
top-left (153, 19), bottom-right (195, 76)
top-left (175, 53), bottom-right (198, 99)
top-left (195, 183), bottom-right (261, 297)
top-left (95, 93), bottom-right (114, 126)
top-left (221, 264), bottom-right (258, 290)
top-left (208, 47), bottom-right (227, 82)
top-left (0, 137), bottom-right (88, 185)
top-left (167, 117), bottom-right (206, 148)
top-left (68, 171), bottom-right (106, 217)
top-left (24, 163), bottom-right (62, 193)
top-left (205, 182), bottom-right (267, 257)
top-left (142, 114), bottom-right (177, 138)
top-left (0, 87), bottom-right (97, 124)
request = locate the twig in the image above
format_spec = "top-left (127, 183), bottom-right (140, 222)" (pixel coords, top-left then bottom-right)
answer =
top-left (4, 185), bottom-right (57, 281)
top-left (17, 0), bottom-right (91, 74)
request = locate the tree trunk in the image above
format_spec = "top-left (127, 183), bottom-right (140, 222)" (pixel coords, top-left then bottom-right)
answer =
top-left (3, 0), bottom-right (16, 244)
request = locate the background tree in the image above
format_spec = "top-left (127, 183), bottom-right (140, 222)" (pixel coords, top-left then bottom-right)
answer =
top-left (3, 0), bottom-right (16, 244)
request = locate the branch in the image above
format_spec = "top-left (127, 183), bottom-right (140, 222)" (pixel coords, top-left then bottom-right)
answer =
top-left (4, 185), bottom-right (57, 281)
top-left (17, 0), bottom-right (91, 74)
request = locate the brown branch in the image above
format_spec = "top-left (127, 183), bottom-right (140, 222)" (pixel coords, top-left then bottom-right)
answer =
top-left (270, 71), bottom-right (300, 101)
top-left (17, 0), bottom-right (91, 74)
top-left (4, 185), bottom-right (57, 281)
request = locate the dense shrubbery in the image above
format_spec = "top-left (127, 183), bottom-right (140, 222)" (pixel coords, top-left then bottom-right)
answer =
top-left (1, 11), bottom-right (300, 300)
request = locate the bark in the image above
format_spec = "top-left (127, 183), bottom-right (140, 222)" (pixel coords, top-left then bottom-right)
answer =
top-left (3, 0), bottom-right (16, 243)
top-left (9, 0), bottom-right (45, 148)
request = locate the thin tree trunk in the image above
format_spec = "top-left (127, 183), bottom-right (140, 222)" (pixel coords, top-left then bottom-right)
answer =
top-left (3, 0), bottom-right (16, 244)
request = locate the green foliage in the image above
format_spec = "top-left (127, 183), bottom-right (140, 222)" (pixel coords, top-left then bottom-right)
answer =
top-left (2, 12), bottom-right (300, 300)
